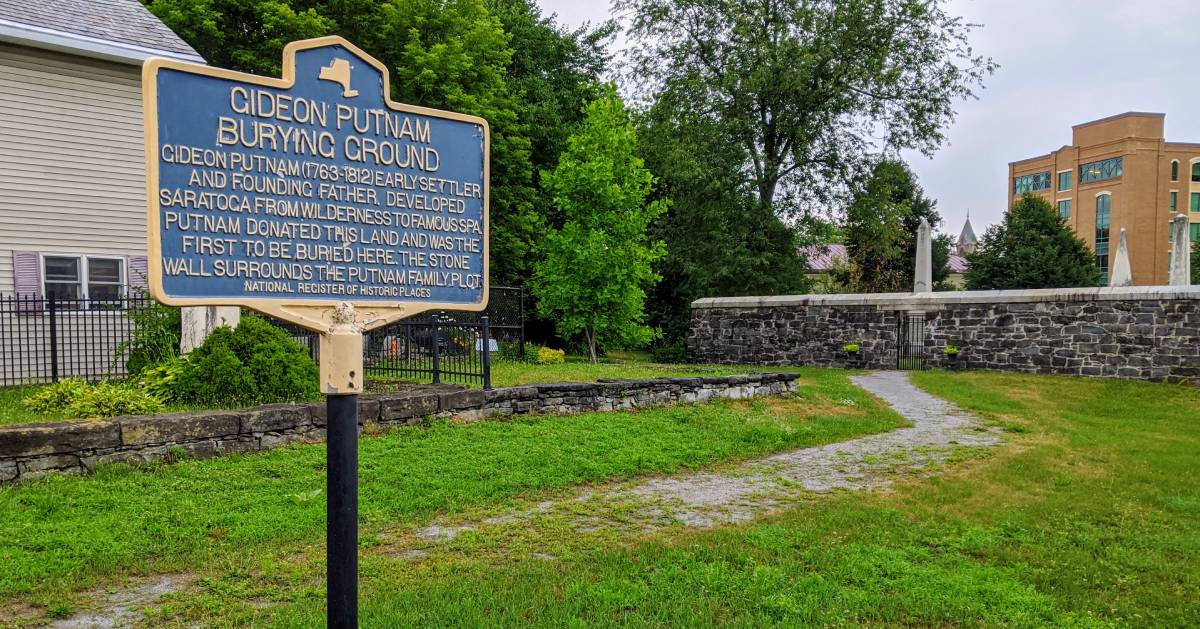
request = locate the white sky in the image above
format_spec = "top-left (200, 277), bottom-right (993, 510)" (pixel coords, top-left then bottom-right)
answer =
top-left (536, 0), bottom-right (1200, 238)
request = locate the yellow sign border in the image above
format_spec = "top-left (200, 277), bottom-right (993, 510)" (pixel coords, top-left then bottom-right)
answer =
top-left (143, 35), bottom-right (490, 332)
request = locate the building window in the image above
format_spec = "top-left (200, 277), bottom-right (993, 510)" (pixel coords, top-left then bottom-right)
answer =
top-left (1171, 191), bottom-right (1178, 213)
top-left (1057, 199), bottom-right (1071, 219)
top-left (1193, 162), bottom-right (1200, 183)
top-left (1193, 223), bottom-right (1200, 243)
top-left (1171, 160), bottom-right (1179, 182)
top-left (1079, 157), bottom-right (1123, 185)
top-left (42, 256), bottom-right (124, 308)
top-left (1013, 171), bottom-right (1051, 195)
top-left (1095, 195), bottom-right (1110, 285)
top-left (1192, 192), bottom-right (1200, 212)
top-left (1057, 171), bottom-right (1072, 191)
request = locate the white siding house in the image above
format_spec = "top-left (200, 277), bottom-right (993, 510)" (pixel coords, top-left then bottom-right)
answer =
top-left (0, 0), bottom-right (203, 299)
top-left (0, 0), bottom-right (203, 383)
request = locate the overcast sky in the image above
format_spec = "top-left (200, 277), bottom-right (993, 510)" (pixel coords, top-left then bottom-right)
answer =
top-left (537, 0), bottom-right (1200, 239)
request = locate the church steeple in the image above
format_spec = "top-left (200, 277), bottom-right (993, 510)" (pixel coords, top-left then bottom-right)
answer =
top-left (957, 211), bottom-right (978, 256)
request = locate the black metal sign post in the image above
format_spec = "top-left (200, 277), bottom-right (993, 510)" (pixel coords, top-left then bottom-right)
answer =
top-left (326, 393), bottom-right (358, 628)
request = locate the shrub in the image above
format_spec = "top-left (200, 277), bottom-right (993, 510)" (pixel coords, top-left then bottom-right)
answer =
top-left (23, 379), bottom-right (163, 418)
top-left (172, 315), bottom-right (318, 406)
top-left (534, 346), bottom-right (566, 365)
top-left (135, 357), bottom-right (187, 403)
top-left (23, 379), bottom-right (90, 413)
top-left (842, 343), bottom-right (861, 353)
top-left (944, 346), bottom-right (961, 356)
top-left (64, 382), bottom-right (164, 418)
top-left (651, 336), bottom-right (688, 363)
top-left (119, 297), bottom-right (181, 376)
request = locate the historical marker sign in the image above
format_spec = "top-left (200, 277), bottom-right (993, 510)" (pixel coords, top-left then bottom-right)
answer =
top-left (143, 36), bottom-right (489, 332)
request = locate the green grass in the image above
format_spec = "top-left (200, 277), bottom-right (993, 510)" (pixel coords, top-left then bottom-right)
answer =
top-left (0, 368), bottom-right (899, 621)
top-left (0, 385), bottom-right (70, 426)
top-left (152, 371), bottom-right (1199, 627)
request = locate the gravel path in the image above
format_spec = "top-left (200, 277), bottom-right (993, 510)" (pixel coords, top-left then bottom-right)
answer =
top-left (610, 370), bottom-right (1003, 527)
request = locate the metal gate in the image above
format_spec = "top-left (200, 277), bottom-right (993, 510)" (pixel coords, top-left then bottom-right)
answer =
top-left (896, 311), bottom-right (927, 370)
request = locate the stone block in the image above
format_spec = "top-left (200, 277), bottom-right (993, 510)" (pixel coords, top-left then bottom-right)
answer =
top-left (242, 404), bottom-right (312, 433)
top-left (120, 411), bottom-right (243, 446)
top-left (439, 388), bottom-right (486, 411)
top-left (379, 392), bottom-right (440, 422)
top-left (0, 460), bottom-right (18, 482)
top-left (19, 453), bottom-right (81, 474)
top-left (0, 420), bottom-right (120, 457)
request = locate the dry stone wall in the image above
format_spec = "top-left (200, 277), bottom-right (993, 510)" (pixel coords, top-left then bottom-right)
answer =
top-left (0, 373), bottom-right (799, 483)
top-left (690, 287), bottom-right (1200, 383)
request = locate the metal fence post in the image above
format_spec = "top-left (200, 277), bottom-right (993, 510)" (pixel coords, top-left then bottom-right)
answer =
top-left (517, 285), bottom-right (526, 360)
top-left (481, 315), bottom-right (492, 390)
top-left (431, 317), bottom-right (441, 385)
top-left (47, 293), bottom-right (59, 383)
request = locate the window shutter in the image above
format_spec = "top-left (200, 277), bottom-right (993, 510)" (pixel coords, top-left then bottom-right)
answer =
top-left (126, 255), bottom-right (149, 292)
top-left (12, 250), bottom-right (43, 312)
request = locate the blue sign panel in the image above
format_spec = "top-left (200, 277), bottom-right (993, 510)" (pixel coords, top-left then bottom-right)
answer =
top-left (144, 37), bottom-right (488, 313)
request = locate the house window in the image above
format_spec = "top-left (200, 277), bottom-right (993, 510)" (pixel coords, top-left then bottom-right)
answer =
top-left (1079, 157), bottom-right (1123, 184)
top-left (1171, 191), bottom-right (1178, 213)
top-left (1095, 195), bottom-right (1110, 285)
top-left (42, 256), bottom-right (124, 307)
top-left (1192, 192), bottom-right (1200, 213)
top-left (1193, 162), bottom-right (1200, 183)
top-left (1193, 223), bottom-right (1200, 243)
top-left (1171, 160), bottom-right (1179, 182)
top-left (1058, 199), bottom-right (1071, 219)
top-left (1013, 172), bottom-right (1051, 195)
top-left (1057, 171), bottom-right (1072, 191)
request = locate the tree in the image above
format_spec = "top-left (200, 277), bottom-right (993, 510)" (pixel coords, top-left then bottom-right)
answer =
top-left (965, 195), bottom-right (1099, 290)
top-left (145, 0), bottom-right (539, 286)
top-left (843, 159), bottom-right (950, 292)
top-left (638, 96), bottom-right (809, 361)
top-left (619, 0), bottom-right (995, 217)
top-left (532, 87), bottom-right (668, 362)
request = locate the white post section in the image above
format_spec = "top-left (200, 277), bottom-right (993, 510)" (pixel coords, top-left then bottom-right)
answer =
top-left (914, 217), bottom-right (933, 293)
top-left (181, 306), bottom-right (241, 354)
top-left (1109, 228), bottom-right (1133, 287)
top-left (1169, 214), bottom-right (1192, 286)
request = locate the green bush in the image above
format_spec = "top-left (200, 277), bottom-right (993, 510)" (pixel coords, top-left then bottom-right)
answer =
top-left (23, 379), bottom-right (163, 418)
top-left (651, 336), bottom-right (688, 363)
top-left (23, 379), bottom-right (90, 413)
top-left (534, 346), bottom-right (566, 365)
top-left (172, 315), bottom-right (318, 406)
top-left (119, 297), bottom-right (181, 376)
top-left (496, 341), bottom-right (535, 363)
top-left (64, 382), bottom-right (164, 418)
top-left (135, 357), bottom-right (187, 403)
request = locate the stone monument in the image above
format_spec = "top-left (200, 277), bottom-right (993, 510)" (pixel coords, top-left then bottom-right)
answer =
top-left (1169, 214), bottom-right (1192, 286)
top-left (914, 217), bottom-right (933, 293)
top-left (1108, 228), bottom-right (1133, 287)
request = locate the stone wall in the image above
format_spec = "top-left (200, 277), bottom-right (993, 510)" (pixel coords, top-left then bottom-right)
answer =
top-left (690, 287), bottom-right (1200, 383)
top-left (0, 373), bottom-right (799, 483)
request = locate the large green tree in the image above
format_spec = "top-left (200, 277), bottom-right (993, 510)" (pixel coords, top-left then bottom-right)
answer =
top-left (639, 95), bottom-right (809, 361)
top-left (965, 195), bottom-right (1099, 290)
top-left (843, 159), bottom-right (950, 293)
top-left (145, 0), bottom-right (539, 285)
top-left (532, 87), bottom-right (668, 362)
top-left (619, 0), bottom-right (995, 217)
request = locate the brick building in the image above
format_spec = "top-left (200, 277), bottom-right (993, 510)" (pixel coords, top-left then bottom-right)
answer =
top-left (1008, 112), bottom-right (1200, 285)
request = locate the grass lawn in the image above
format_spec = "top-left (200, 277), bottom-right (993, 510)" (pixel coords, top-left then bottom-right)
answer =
top-left (147, 371), bottom-right (1197, 627)
top-left (0, 368), bottom-right (900, 624)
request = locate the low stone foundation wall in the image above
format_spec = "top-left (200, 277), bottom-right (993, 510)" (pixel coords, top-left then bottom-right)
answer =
top-left (690, 286), bottom-right (1200, 383)
top-left (0, 373), bottom-right (799, 483)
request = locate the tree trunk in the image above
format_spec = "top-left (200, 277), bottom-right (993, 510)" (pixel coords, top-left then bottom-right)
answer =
top-left (585, 327), bottom-right (597, 363)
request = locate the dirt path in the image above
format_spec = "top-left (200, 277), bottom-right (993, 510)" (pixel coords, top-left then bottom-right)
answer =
top-left (615, 370), bottom-right (1002, 527)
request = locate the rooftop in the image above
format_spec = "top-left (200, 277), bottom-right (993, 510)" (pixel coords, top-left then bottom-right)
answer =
top-left (0, 0), bottom-right (203, 64)
top-left (800, 244), bottom-right (969, 275)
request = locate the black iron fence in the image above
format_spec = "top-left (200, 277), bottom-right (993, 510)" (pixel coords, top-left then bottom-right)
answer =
top-left (0, 287), bottom-right (524, 389)
top-left (0, 293), bottom-right (149, 386)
